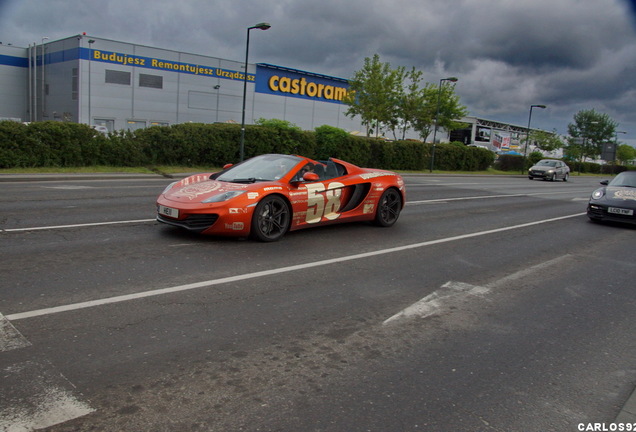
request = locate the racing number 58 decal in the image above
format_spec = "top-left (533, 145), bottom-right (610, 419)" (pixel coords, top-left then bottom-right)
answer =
top-left (305, 182), bottom-right (345, 223)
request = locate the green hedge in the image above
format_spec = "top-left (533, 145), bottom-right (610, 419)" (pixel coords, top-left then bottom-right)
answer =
top-left (0, 120), bottom-right (557, 173)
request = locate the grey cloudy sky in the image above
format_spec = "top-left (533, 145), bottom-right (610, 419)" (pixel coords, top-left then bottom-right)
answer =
top-left (2, 0), bottom-right (636, 145)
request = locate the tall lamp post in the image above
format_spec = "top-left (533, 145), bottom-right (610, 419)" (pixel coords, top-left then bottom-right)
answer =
top-left (523, 104), bottom-right (546, 172)
top-left (239, 22), bottom-right (271, 162)
top-left (430, 77), bottom-right (458, 172)
top-left (88, 39), bottom-right (95, 126)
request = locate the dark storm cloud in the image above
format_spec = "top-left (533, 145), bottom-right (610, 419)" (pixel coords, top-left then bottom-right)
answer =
top-left (1, 0), bottom-right (636, 142)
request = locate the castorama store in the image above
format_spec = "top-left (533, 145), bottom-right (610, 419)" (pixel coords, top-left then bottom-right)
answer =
top-left (0, 34), bottom-right (364, 133)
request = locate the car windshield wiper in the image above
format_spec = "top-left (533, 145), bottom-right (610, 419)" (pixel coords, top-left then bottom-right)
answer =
top-left (226, 177), bottom-right (269, 184)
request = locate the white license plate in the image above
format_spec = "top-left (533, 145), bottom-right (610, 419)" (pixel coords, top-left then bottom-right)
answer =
top-left (608, 207), bottom-right (634, 216)
top-left (158, 205), bottom-right (179, 218)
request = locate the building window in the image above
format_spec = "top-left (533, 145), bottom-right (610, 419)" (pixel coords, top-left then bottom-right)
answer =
top-left (139, 74), bottom-right (163, 89)
top-left (105, 69), bottom-right (131, 85)
top-left (94, 119), bottom-right (115, 132)
top-left (126, 120), bottom-right (146, 131)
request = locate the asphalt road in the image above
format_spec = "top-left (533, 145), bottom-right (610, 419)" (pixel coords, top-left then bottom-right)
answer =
top-left (1, 173), bottom-right (635, 432)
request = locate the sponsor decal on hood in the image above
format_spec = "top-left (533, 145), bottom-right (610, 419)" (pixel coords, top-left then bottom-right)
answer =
top-left (172, 180), bottom-right (247, 200)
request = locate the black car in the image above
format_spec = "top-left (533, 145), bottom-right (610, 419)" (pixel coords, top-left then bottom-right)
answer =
top-left (528, 159), bottom-right (570, 181)
top-left (587, 171), bottom-right (636, 225)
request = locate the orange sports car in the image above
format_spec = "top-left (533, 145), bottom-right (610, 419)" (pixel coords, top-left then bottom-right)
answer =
top-left (156, 153), bottom-right (406, 241)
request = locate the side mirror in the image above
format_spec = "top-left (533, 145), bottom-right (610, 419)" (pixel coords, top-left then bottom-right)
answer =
top-left (600, 180), bottom-right (609, 185)
top-left (303, 172), bottom-right (320, 182)
top-left (223, 163), bottom-right (233, 170)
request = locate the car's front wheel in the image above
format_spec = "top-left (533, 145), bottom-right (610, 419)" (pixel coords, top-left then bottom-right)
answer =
top-left (250, 195), bottom-right (290, 242)
top-left (374, 188), bottom-right (402, 227)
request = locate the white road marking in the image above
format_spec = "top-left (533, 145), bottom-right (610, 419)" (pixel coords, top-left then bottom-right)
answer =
top-left (1, 219), bottom-right (155, 233)
top-left (4, 213), bottom-right (585, 322)
top-left (42, 185), bottom-right (94, 190)
top-left (0, 313), bottom-right (32, 352)
top-left (407, 190), bottom-right (591, 205)
top-left (1, 190), bottom-right (587, 233)
top-left (0, 361), bottom-right (95, 431)
top-left (383, 281), bottom-right (490, 324)
top-left (383, 254), bottom-right (572, 325)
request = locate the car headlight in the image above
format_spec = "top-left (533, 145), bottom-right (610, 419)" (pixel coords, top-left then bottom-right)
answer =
top-left (202, 190), bottom-right (246, 203)
top-left (591, 189), bottom-right (604, 200)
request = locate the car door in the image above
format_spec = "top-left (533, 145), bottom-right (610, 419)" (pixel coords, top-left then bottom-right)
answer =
top-left (557, 161), bottom-right (566, 178)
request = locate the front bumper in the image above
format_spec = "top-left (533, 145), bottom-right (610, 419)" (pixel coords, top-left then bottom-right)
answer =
top-left (156, 197), bottom-right (254, 235)
top-left (156, 212), bottom-right (219, 232)
top-left (528, 170), bottom-right (552, 180)
top-left (587, 203), bottom-right (636, 225)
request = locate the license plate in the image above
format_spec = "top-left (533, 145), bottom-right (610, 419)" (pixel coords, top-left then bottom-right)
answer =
top-left (608, 207), bottom-right (634, 216)
top-left (158, 205), bottom-right (179, 218)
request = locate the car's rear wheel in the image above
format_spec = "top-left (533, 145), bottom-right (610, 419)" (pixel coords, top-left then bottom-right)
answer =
top-left (374, 188), bottom-right (402, 227)
top-left (563, 173), bottom-right (569, 182)
top-left (250, 195), bottom-right (290, 242)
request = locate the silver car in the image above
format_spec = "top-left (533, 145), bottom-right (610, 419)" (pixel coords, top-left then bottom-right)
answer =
top-left (528, 159), bottom-right (570, 181)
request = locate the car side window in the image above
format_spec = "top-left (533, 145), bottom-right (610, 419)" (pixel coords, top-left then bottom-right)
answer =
top-left (325, 160), bottom-right (346, 179)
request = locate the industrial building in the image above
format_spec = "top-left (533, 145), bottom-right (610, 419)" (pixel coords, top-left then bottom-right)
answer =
top-left (0, 34), bottom-right (363, 134)
top-left (0, 33), bottom-right (542, 152)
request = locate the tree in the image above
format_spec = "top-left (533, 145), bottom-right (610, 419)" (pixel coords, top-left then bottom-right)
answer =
top-left (393, 67), bottom-right (425, 140)
top-left (617, 144), bottom-right (636, 165)
top-left (529, 129), bottom-right (564, 153)
top-left (411, 81), bottom-right (467, 142)
top-left (345, 54), bottom-right (467, 141)
top-left (344, 54), bottom-right (405, 138)
top-left (567, 109), bottom-right (617, 160)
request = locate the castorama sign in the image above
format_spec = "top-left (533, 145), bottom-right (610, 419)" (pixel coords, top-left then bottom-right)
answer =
top-left (255, 63), bottom-right (351, 105)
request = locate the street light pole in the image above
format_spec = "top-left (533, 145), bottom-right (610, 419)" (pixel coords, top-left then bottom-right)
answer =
top-left (239, 22), bottom-right (271, 162)
top-left (522, 104), bottom-right (546, 173)
top-left (88, 39), bottom-right (95, 126)
top-left (430, 77), bottom-right (458, 173)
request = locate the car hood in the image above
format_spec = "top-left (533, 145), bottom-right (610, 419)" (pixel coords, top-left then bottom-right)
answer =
top-left (603, 186), bottom-right (636, 203)
top-left (529, 166), bottom-right (554, 172)
top-left (162, 175), bottom-right (280, 203)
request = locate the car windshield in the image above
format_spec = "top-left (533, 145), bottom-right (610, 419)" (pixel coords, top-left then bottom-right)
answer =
top-left (536, 160), bottom-right (557, 167)
top-left (608, 172), bottom-right (636, 188)
top-left (216, 154), bottom-right (302, 183)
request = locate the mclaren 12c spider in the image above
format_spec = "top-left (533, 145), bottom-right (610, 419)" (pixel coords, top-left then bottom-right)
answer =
top-left (156, 154), bottom-right (406, 241)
